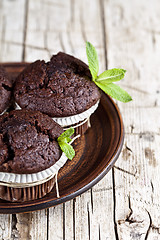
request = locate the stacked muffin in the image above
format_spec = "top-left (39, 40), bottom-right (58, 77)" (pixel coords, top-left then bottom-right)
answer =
top-left (14, 52), bottom-right (101, 136)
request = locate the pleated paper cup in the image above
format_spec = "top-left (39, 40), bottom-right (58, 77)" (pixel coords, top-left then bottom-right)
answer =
top-left (0, 152), bottom-right (68, 202)
top-left (53, 100), bottom-right (100, 136)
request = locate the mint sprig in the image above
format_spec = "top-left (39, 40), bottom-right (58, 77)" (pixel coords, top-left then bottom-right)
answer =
top-left (58, 128), bottom-right (75, 160)
top-left (86, 42), bottom-right (132, 102)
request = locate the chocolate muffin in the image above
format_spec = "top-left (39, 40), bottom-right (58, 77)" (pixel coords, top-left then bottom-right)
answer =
top-left (14, 53), bottom-right (101, 135)
top-left (0, 109), bottom-right (70, 202)
top-left (0, 109), bottom-right (63, 174)
top-left (0, 65), bottom-right (12, 114)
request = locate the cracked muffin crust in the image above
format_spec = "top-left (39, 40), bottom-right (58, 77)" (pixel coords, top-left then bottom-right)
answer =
top-left (0, 65), bottom-right (12, 114)
top-left (0, 109), bottom-right (63, 174)
top-left (14, 52), bottom-right (101, 117)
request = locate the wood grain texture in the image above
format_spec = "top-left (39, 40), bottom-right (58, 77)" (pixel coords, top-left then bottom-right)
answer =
top-left (104, 0), bottom-right (160, 239)
top-left (0, 0), bottom-right (160, 239)
top-left (0, 214), bottom-right (11, 240)
top-left (0, 0), bottom-right (26, 62)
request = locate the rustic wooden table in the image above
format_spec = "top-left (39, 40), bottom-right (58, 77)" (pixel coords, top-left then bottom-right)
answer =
top-left (0, 0), bottom-right (160, 239)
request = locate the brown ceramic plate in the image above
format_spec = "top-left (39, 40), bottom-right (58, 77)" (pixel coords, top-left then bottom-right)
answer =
top-left (0, 63), bottom-right (124, 214)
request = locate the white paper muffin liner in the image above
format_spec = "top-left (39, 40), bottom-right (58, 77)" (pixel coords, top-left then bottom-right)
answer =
top-left (0, 136), bottom-right (79, 188)
top-left (52, 100), bottom-right (100, 127)
top-left (0, 153), bottom-right (66, 188)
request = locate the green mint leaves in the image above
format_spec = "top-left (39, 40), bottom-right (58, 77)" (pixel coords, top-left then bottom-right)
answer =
top-left (58, 128), bottom-right (75, 160)
top-left (86, 42), bottom-right (99, 81)
top-left (86, 42), bottom-right (132, 102)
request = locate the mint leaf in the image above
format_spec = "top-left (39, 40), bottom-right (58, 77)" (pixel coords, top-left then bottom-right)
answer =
top-left (58, 127), bottom-right (74, 142)
top-left (58, 142), bottom-right (75, 160)
top-left (96, 68), bottom-right (126, 83)
top-left (86, 42), bottom-right (99, 81)
top-left (95, 82), bottom-right (132, 102)
top-left (58, 128), bottom-right (75, 160)
top-left (58, 137), bottom-right (72, 144)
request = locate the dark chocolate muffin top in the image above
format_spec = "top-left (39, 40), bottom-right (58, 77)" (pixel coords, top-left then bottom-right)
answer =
top-left (14, 52), bottom-right (101, 117)
top-left (0, 109), bottom-right (63, 174)
top-left (0, 65), bottom-right (12, 114)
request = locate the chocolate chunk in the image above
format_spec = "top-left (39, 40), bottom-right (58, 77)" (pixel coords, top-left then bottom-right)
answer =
top-left (0, 66), bottom-right (12, 114)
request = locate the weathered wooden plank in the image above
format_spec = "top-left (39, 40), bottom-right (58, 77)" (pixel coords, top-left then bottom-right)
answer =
top-left (10, 211), bottom-right (48, 240)
top-left (25, 0), bottom-right (105, 71)
top-left (0, 214), bottom-right (12, 240)
top-left (48, 205), bottom-right (64, 240)
top-left (15, 210), bottom-right (47, 240)
top-left (90, 172), bottom-right (116, 240)
top-left (0, 0), bottom-right (26, 62)
top-left (104, 0), bottom-right (160, 239)
top-left (65, 200), bottom-right (74, 240)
